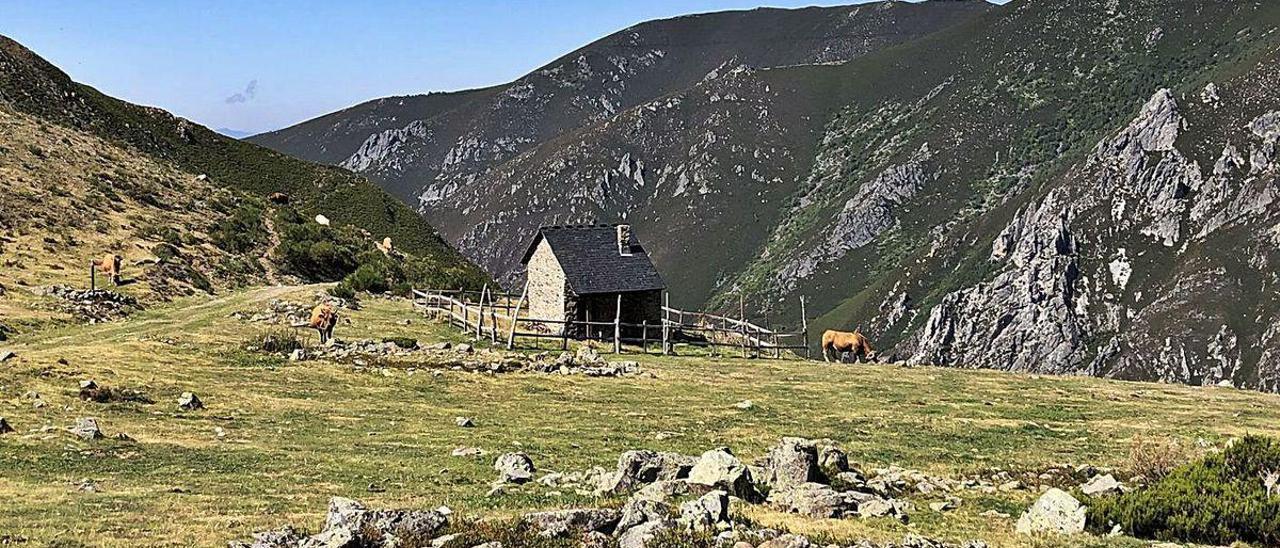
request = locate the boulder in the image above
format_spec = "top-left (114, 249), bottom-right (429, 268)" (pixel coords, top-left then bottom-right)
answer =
top-left (177, 392), bottom-right (204, 410)
top-left (324, 497), bottom-right (368, 531)
top-left (687, 447), bottom-right (760, 502)
top-left (815, 439), bottom-right (850, 474)
top-left (856, 495), bottom-right (910, 522)
top-left (0, 350), bottom-right (14, 362)
top-left (633, 479), bottom-right (690, 502)
top-left (456, 343), bottom-right (474, 354)
top-left (616, 518), bottom-right (673, 548)
top-left (1015, 488), bottom-right (1086, 535)
top-left (1079, 474), bottom-right (1122, 497)
top-left (602, 450), bottom-right (696, 494)
top-left (494, 452), bottom-right (536, 484)
top-left (762, 437), bottom-right (823, 490)
top-left (523, 508), bottom-right (619, 537)
top-left (615, 497), bottom-right (673, 533)
top-left (0, 417), bottom-right (13, 435)
top-left (678, 490), bottom-right (729, 531)
top-left (70, 417), bottom-right (104, 440)
top-left (244, 526), bottom-right (307, 548)
top-left (767, 482), bottom-right (857, 519)
top-left (455, 416), bottom-right (475, 428)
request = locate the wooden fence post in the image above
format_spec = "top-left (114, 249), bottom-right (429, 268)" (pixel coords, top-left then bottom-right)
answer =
top-left (740, 293), bottom-right (748, 358)
top-left (613, 294), bottom-right (622, 354)
top-left (506, 282), bottom-right (528, 350)
top-left (662, 292), bottom-right (671, 355)
top-left (641, 321), bottom-right (648, 354)
top-left (489, 291), bottom-right (498, 343)
top-left (90, 263), bottom-right (97, 291)
top-left (800, 295), bottom-right (810, 360)
top-left (475, 285), bottom-right (485, 338)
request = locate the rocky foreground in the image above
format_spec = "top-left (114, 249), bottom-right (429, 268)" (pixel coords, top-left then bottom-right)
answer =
top-left (234, 437), bottom-right (1122, 547)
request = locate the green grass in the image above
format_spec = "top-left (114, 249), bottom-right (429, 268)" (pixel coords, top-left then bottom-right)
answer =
top-left (1, 285), bottom-right (1279, 546)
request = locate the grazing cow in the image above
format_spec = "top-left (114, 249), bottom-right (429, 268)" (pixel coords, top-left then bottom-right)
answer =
top-left (309, 302), bottom-right (339, 344)
top-left (91, 254), bottom-right (123, 286)
top-left (821, 329), bottom-right (877, 363)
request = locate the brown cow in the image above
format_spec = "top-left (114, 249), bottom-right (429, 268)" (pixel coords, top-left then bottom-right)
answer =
top-left (821, 329), bottom-right (876, 363)
top-left (309, 302), bottom-right (339, 344)
top-left (91, 254), bottom-right (123, 286)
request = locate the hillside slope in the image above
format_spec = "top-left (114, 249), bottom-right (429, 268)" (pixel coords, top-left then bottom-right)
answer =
top-left (0, 35), bottom-right (480, 272)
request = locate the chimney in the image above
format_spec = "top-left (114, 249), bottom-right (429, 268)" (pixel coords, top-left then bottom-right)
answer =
top-left (617, 224), bottom-right (632, 256)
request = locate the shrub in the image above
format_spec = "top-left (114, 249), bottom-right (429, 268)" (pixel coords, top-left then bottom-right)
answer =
top-left (211, 199), bottom-right (267, 254)
top-left (1089, 435), bottom-right (1280, 544)
top-left (1127, 435), bottom-right (1194, 481)
top-left (383, 337), bottom-right (418, 350)
top-left (249, 328), bottom-right (303, 354)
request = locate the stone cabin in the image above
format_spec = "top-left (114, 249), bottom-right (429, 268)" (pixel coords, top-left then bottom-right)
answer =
top-left (519, 224), bottom-right (666, 336)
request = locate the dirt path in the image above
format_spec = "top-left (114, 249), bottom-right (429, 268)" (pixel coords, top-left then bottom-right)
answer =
top-left (258, 209), bottom-right (283, 285)
top-left (26, 284), bottom-right (325, 349)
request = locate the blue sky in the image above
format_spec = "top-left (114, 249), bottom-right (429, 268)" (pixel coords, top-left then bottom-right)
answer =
top-left (0, 1), bottom-right (999, 135)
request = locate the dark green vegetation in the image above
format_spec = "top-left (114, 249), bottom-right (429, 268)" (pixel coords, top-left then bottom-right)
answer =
top-left (0, 34), bottom-right (485, 285)
top-left (1089, 436), bottom-right (1280, 545)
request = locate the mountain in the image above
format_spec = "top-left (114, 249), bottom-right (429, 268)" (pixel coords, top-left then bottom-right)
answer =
top-left (0, 35), bottom-right (486, 309)
top-left (254, 0), bottom-right (1280, 392)
top-left (216, 127), bottom-right (253, 139)
top-left (250, 1), bottom-right (997, 303)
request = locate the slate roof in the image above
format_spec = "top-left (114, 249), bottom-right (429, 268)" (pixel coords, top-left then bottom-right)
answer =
top-left (520, 225), bottom-right (666, 295)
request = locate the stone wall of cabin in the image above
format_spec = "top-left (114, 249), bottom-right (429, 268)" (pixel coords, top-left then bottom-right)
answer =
top-left (526, 239), bottom-right (567, 324)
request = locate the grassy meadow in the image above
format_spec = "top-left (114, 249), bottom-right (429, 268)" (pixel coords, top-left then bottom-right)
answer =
top-left (0, 285), bottom-right (1275, 547)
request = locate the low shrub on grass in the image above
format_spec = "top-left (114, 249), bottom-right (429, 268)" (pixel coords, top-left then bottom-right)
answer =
top-left (1088, 435), bottom-right (1280, 545)
top-left (249, 328), bottom-right (303, 354)
top-left (1127, 434), bottom-right (1195, 481)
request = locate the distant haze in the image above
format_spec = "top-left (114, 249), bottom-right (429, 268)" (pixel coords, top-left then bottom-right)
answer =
top-left (0, 0), bottom-right (1004, 135)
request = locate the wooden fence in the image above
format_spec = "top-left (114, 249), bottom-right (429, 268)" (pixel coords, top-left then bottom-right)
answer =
top-left (412, 285), bottom-right (811, 359)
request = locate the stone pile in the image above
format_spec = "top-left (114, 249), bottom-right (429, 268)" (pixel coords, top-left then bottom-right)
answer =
top-left (230, 497), bottom-right (449, 548)
top-left (288, 339), bottom-right (645, 379)
top-left (230, 299), bottom-right (311, 325)
top-left (40, 285), bottom-right (140, 322)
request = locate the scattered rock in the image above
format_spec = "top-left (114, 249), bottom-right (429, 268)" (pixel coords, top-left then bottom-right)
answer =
top-left (523, 508), bottom-right (619, 538)
top-left (761, 437), bottom-right (824, 491)
top-left (79, 379), bottom-right (98, 390)
top-left (0, 350), bottom-right (14, 363)
top-left (452, 447), bottom-right (483, 458)
top-left (688, 447), bottom-right (761, 502)
top-left (494, 452), bottom-right (536, 484)
top-left (177, 392), bottom-right (204, 411)
top-left (678, 490), bottom-right (729, 531)
top-left (70, 417), bottom-right (103, 440)
top-left (617, 518), bottom-right (673, 548)
top-left (1016, 488), bottom-right (1086, 535)
top-left (616, 497), bottom-right (673, 534)
top-left (0, 417), bottom-right (13, 434)
top-left (733, 399), bottom-right (754, 410)
top-left (602, 450), bottom-right (696, 494)
top-left (455, 343), bottom-right (474, 354)
top-left (768, 482), bottom-right (859, 519)
top-left (455, 416), bottom-right (475, 428)
top-left (1079, 473), bottom-right (1122, 497)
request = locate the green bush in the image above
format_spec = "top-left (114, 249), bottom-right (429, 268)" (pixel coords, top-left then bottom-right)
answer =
top-left (1088, 436), bottom-right (1280, 544)
top-left (211, 199), bottom-right (267, 254)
